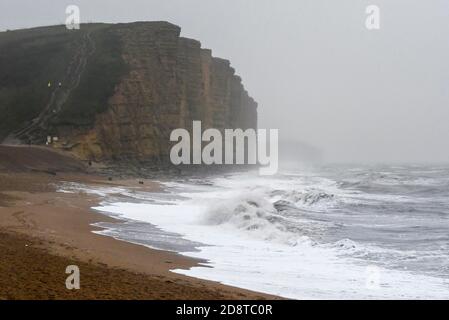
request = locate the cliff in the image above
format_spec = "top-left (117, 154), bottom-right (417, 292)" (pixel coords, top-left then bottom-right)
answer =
top-left (0, 22), bottom-right (257, 163)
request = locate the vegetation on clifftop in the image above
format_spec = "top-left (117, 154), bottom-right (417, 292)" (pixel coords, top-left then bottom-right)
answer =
top-left (0, 24), bottom-right (128, 139)
top-left (56, 26), bottom-right (128, 126)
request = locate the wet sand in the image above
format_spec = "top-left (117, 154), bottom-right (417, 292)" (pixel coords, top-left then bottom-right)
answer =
top-left (0, 146), bottom-right (277, 300)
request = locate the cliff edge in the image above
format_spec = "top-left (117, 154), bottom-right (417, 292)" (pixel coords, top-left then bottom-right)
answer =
top-left (0, 22), bottom-right (257, 163)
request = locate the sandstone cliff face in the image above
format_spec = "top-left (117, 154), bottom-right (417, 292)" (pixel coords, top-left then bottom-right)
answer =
top-left (58, 22), bottom-right (257, 162)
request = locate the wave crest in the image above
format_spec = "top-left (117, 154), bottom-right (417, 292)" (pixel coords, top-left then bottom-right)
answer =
top-left (201, 193), bottom-right (309, 246)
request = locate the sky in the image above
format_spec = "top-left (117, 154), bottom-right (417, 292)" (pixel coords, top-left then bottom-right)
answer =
top-left (1, 0), bottom-right (448, 163)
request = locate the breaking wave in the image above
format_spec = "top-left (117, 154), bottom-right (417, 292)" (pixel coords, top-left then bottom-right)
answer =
top-left (201, 192), bottom-right (309, 246)
top-left (72, 165), bottom-right (449, 299)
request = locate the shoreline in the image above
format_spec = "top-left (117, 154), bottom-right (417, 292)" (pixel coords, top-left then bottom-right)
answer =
top-left (0, 170), bottom-right (279, 299)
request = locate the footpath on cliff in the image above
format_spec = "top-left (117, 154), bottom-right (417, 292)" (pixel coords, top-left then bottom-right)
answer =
top-left (3, 31), bottom-right (96, 145)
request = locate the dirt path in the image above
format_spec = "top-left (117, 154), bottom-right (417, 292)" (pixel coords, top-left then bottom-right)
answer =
top-left (8, 31), bottom-right (96, 145)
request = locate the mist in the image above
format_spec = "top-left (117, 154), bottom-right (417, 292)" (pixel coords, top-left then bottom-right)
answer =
top-left (1, 0), bottom-right (448, 163)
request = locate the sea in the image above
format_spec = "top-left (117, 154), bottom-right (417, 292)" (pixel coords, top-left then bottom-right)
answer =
top-left (59, 164), bottom-right (449, 299)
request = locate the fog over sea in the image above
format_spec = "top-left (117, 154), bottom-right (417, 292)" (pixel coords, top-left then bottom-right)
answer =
top-left (60, 164), bottom-right (449, 299)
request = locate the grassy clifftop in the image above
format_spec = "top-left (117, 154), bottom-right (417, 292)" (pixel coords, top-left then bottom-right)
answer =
top-left (0, 24), bottom-right (127, 141)
top-left (0, 22), bottom-right (257, 162)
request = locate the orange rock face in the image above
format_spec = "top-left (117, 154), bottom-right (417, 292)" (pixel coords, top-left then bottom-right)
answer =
top-left (62, 22), bottom-right (257, 162)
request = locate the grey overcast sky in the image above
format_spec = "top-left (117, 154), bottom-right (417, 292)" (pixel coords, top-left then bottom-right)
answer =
top-left (1, 0), bottom-right (448, 163)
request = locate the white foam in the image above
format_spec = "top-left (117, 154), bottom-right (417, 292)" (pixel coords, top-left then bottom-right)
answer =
top-left (93, 174), bottom-right (449, 299)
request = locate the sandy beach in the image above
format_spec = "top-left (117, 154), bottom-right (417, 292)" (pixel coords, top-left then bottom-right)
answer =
top-left (0, 146), bottom-right (275, 300)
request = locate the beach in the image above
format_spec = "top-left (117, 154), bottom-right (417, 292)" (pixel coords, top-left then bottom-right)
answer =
top-left (0, 146), bottom-right (274, 300)
top-left (2, 146), bottom-right (449, 300)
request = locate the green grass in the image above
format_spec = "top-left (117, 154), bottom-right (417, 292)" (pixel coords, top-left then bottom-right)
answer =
top-left (0, 26), bottom-right (81, 138)
top-left (56, 25), bottom-right (128, 126)
top-left (0, 24), bottom-right (128, 139)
